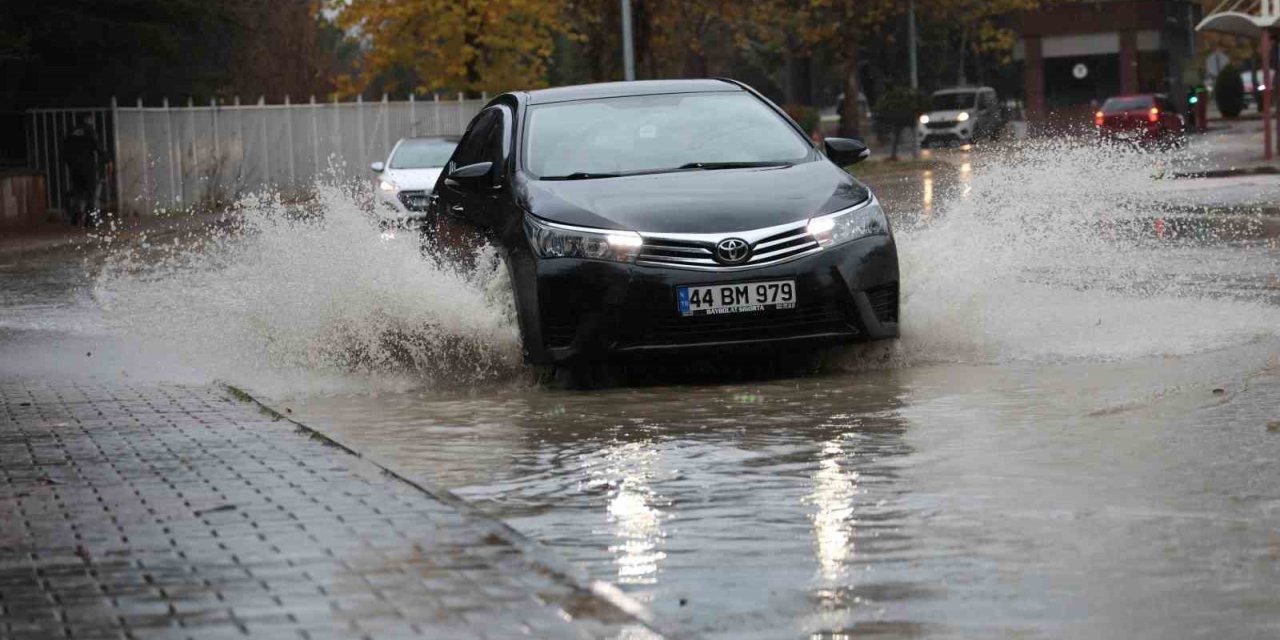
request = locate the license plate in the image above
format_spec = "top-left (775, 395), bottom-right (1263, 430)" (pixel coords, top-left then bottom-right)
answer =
top-left (677, 280), bottom-right (796, 317)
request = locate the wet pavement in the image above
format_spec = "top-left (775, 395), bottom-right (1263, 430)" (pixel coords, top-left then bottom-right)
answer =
top-left (4, 139), bottom-right (1280, 638)
top-left (0, 379), bottom-right (661, 639)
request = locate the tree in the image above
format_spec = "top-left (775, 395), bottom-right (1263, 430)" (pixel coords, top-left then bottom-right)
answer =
top-left (917, 0), bottom-right (1040, 86)
top-left (873, 87), bottom-right (928, 159)
top-left (333, 0), bottom-right (563, 96)
top-left (1215, 63), bottom-right (1245, 119)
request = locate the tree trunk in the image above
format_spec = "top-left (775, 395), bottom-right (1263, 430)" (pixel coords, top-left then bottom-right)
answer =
top-left (838, 49), bottom-right (862, 138)
top-left (956, 28), bottom-right (968, 86)
top-left (890, 127), bottom-right (900, 161)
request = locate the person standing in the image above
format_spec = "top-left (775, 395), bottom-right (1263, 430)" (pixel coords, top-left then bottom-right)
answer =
top-left (60, 115), bottom-right (109, 227)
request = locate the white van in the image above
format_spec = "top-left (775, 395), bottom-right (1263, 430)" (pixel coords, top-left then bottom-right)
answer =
top-left (916, 86), bottom-right (1002, 147)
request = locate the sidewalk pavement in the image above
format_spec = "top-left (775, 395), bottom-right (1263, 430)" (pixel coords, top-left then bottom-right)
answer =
top-left (1177, 118), bottom-right (1280, 176)
top-left (0, 211), bottom-right (231, 256)
top-left (0, 379), bottom-right (664, 639)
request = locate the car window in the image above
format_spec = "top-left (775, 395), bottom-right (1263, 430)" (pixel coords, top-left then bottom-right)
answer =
top-left (930, 92), bottom-right (977, 111)
top-left (452, 109), bottom-right (501, 168)
top-left (523, 92), bottom-right (811, 179)
top-left (389, 140), bottom-right (457, 169)
top-left (1101, 96), bottom-right (1154, 112)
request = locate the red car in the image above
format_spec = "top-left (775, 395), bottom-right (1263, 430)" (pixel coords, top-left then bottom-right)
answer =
top-left (1094, 94), bottom-right (1185, 145)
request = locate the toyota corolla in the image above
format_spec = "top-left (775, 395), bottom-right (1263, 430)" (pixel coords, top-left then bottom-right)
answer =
top-left (429, 79), bottom-right (899, 368)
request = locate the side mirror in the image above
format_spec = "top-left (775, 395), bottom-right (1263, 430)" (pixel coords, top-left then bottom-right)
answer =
top-left (370, 161), bottom-right (385, 173)
top-left (824, 138), bottom-right (870, 166)
top-left (444, 161), bottom-right (494, 189)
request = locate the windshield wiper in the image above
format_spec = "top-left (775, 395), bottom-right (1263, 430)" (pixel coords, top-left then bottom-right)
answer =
top-left (540, 171), bottom-right (623, 180)
top-left (676, 161), bottom-right (795, 170)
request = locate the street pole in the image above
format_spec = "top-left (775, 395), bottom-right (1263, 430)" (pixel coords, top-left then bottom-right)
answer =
top-left (1264, 30), bottom-right (1273, 161)
top-left (621, 0), bottom-right (636, 81)
top-left (908, 0), bottom-right (919, 90)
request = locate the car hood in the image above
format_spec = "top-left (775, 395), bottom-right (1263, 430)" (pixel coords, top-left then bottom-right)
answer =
top-left (382, 167), bottom-right (443, 191)
top-left (516, 161), bottom-right (870, 234)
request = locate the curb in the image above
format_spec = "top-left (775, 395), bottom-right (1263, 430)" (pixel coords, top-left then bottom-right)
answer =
top-left (218, 382), bottom-right (681, 639)
top-left (1172, 166), bottom-right (1280, 179)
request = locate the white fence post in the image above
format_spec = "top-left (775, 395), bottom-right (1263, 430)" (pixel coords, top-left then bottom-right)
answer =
top-left (164, 97), bottom-right (178, 208)
top-left (234, 96), bottom-right (244, 188)
top-left (457, 92), bottom-right (465, 131)
top-left (357, 94), bottom-right (366, 171)
top-left (48, 113), bottom-right (60, 212)
top-left (187, 96), bottom-right (196, 206)
top-left (138, 98), bottom-right (150, 215)
top-left (111, 97), bottom-right (124, 216)
top-left (285, 95), bottom-right (296, 188)
top-left (259, 96), bottom-right (269, 187)
top-left (210, 97), bottom-right (220, 183)
top-left (409, 94), bottom-right (416, 137)
top-left (310, 96), bottom-right (320, 179)
top-left (434, 93), bottom-right (442, 135)
top-left (381, 93), bottom-right (389, 155)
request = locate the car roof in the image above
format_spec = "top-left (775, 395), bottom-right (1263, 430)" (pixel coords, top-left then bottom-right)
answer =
top-left (524, 79), bottom-right (742, 105)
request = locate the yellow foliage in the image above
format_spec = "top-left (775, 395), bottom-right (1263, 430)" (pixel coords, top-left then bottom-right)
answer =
top-left (332, 0), bottom-right (562, 96)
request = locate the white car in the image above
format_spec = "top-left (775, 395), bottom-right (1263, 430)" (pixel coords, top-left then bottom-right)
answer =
top-left (917, 87), bottom-right (1002, 148)
top-left (370, 137), bottom-right (458, 223)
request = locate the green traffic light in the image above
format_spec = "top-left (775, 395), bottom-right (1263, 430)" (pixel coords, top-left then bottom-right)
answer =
top-left (1189, 96), bottom-right (1199, 104)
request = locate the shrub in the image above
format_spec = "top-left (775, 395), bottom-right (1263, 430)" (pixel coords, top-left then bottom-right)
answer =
top-left (873, 87), bottom-right (929, 159)
top-left (782, 103), bottom-right (820, 138)
top-left (1215, 64), bottom-right (1245, 119)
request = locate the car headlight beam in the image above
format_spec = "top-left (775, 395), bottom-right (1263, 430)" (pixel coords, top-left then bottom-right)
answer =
top-left (525, 215), bottom-right (643, 263)
top-left (806, 197), bottom-right (888, 248)
top-left (379, 179), bottom-right (398, 193)
top-left (957, 111), bottom-right (970, 122)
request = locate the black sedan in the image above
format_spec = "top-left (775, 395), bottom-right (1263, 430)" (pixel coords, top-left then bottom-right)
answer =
top-left (429, 79), bottom-right (899, 368)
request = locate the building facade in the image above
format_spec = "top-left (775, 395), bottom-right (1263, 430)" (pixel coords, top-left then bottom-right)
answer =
top-left (1014, 0), bottom-right (1201, 127)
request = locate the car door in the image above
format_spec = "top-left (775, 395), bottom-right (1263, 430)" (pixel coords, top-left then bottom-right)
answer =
top-left (437, 108), bottom-right (500, 224)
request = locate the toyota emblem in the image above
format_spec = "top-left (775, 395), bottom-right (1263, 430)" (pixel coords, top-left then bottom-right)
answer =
top-left (714, 238), bottom-right (751, 265)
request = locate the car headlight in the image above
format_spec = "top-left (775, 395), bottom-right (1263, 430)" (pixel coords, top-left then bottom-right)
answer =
top-left (524, 215), bottom-right (643, 263)
top-left (956, 111), bottom-right (970, 122)
top-left (806, 197), bottom-right (888, 248)
top-left (919, 114), bottom-right (930, 124)
top-left (378, 179), bottom-right (398, 193)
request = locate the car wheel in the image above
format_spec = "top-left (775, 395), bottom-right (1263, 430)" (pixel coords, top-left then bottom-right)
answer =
top-left (553, 361), bottom-right (614, 390)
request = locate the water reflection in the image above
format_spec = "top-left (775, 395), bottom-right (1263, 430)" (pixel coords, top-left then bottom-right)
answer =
top-left (601, 441), bottom-right (668, 587)
top-left (808, 438), bottom-right (857, 583)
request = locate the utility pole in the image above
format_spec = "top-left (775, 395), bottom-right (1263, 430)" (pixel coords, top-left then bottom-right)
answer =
top-left (621, 0), bottom-right (636, 81)
top-left (908, 0), bottom-right (919, 90)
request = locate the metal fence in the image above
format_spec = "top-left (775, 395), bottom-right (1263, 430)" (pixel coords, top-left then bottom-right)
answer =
top-left (27, 96), bottom-right (485, 217)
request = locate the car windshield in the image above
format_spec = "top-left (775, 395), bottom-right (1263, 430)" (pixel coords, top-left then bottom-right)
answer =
top-left (390, 140), bottom-right (457, 169)
top-left (1101, 96), bottom-right (1154, 112)
top-left (930, 92), bottom-right (977, 111)
top-left (523, 92), bottom-right (812, 179)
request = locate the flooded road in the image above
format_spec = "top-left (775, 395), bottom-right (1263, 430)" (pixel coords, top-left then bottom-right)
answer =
top-left (5, 141), bottom-right (1280, 638)
top-left (279, 343), bottom-right (1280, 638)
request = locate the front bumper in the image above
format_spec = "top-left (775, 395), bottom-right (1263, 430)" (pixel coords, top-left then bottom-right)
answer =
top-left (918, 123), bottom-right (972, 146)
top-left (523, 234), bottom-right (899, 364)
top-left (375, 189), bottom-right (432, 226)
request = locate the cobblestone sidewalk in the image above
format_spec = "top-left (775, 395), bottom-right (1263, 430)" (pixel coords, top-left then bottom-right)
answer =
top-left (0, 379), bottom-right (663, 639)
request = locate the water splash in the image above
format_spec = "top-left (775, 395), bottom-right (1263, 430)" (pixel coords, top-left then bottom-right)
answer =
top-left (91, 141), bottom-right (1279, 391)
top-left (93, 183), bottom-right (521, 394)
top-left (887, 139), bottom-right (1280, 366)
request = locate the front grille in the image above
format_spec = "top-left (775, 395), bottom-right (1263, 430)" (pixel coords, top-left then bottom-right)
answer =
top-left (398, 190), bottom-right (430, 212)
top-left (622, 302), bottom-right (856, 347)
top-left (637, 223), bottom-right (821, 270)
top-left (865, 282), bottom-right (898, 323)
top-left (925, 121), bottom-right (955, 130)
